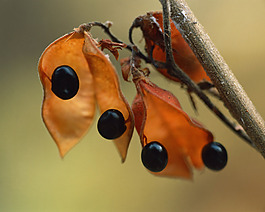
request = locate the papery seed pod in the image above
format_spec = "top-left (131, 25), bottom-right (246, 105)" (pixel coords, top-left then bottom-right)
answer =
top-left (82, 31), bottom-right (134, 161)
top-left (131, 12), bottom-right (211, 83)
top-left (38, 26), bottom-right (134, 161)
top-left (38, 31), bottom-right (95, 157)
top-left (132, 76), bottom-right (213, 178)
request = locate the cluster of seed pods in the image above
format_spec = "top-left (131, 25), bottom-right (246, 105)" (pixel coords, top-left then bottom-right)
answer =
top-left (38, 14), bottom-right (227, 179)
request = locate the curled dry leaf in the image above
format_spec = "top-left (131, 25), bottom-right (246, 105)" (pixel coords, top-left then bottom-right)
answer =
top-left (120, 56), bottom-right (142, 82)
top-left (132, 11), bottom-right (211, 83)
top-left (120, 57), bottom-right (132, 82)
top-left (38, 26), bottom-right (134, 160)
top-left (132, 76), bottom-right (213, 178)
top-left (98, 39), bottom-right (126, 60)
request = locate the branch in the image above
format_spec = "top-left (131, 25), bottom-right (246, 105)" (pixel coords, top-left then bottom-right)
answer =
top-left (83, 22), bottom-right (151, 63)
top-left (160, 0), bottom-right (265, 158)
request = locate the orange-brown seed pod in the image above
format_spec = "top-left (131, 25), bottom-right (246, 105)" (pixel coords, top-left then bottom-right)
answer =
top-left (82, 31), bottom-right (134, 161)
top-left (38, 32), bottom-right (95, 157)
top-left (38, 26), bottom-right (134, 161)
top-left (132, 76), bottom-right (213, 178)
top-left (133, 12), bottom-right (211, 83)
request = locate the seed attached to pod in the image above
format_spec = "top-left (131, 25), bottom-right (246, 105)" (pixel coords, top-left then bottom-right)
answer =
top-left (141, 141), bottom-right (168, 172)
top-left (97, 109), bottom-right (127, 139)
top-left (202, 142), bottom-right (228, 171)
top-left (51, 65), bottom-right (79, 100)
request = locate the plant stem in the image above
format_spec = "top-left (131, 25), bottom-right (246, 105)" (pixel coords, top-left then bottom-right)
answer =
top-left (160, 0), bottom-right (265, 158)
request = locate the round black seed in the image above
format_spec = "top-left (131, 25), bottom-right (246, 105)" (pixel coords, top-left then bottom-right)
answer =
top-left (202, 142), bottom-right (228, 171)
top-left (97, 109), bottom-right (127, 139)
top-left (141, 141), bottom-right (168, 172)
top-left (51, 65), bottom-right (79, 100)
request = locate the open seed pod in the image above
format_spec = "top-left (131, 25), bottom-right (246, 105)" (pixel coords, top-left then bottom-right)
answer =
top-left (132, 75), bottom-right (213, 178)
top-left (38, 25), bottom-right (134, 161)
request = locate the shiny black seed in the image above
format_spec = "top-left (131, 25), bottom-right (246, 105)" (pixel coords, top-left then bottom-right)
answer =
top-left (202, 142), bottom-right (228, 171)
top-left (51, 65), bottom-right (79, 100)
top-left (97, 109), bottom-right (127, 139)
top-left (141, 141), bottom-right (168, 172)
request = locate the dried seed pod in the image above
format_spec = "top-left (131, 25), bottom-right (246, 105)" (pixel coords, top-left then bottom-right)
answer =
top-left (131, 12), bottom-right (211, 83)
top-left (132, 77), bottom-right (213, 178)
top-left (38, 26), bottom-right (134, 161)
top-left (82, 31), bottom-right (134, 161)
top-left (38, 31), bottom-right (95, 157)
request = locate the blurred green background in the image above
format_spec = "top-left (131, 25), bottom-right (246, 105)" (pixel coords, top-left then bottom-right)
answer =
top-left (0, 0), bottom-right (264, 211)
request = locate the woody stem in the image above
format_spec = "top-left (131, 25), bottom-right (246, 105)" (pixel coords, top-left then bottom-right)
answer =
top-left (160, 0), bottom-right (265, 158)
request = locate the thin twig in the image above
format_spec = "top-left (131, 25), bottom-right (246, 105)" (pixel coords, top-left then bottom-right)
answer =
top-left (87, 22), bottom-right (151, 63)
top-left (160, 0), bottom-right (265, 158)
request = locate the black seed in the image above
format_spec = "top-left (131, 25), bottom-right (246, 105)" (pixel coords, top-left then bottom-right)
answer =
top-left (202, 142), bottom-right (228, 171)
top-left (141, 141), bottom-right (168, 172)
top-left (51, 65), bottom-right (79, 100)
top-left (97, 109), bottom-right (127, 139)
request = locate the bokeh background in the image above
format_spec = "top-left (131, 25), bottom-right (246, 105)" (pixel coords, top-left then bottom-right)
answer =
top-left (0, 0), bottom-right (264, 211)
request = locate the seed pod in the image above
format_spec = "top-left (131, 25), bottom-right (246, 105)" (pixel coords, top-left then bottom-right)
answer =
top-left (82, 31), bottom-right (134, 161)
top-left (38, 26), bottom-right (134, 161)
top-left (132, 77), bottom-right (213, 178)
top-left (131, 12), bottom-right (211, 83)
top-left (38, 31), bottom-right (95, 157)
